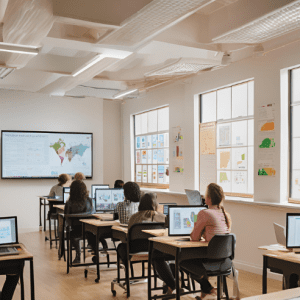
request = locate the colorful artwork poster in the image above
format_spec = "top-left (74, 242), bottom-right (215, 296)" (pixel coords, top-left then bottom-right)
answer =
top-left (136, 165), bottom-right (142, 182)
top-left (258, 168), bottom-right (276, 176)
top-left (136, 137), bottom-right (141, 149)
top-left (142, 165), bottom-right (148, 183)
top-left (142, 150), bottom-right (147, 164)
top-left (136, 150), bottom-right (141, 164)
top-left (152, 165), bottom-right (158, 183)
top-left (259, 119), bottom-right (275, 132)
top-left (141, 136), bottom-right (146, 148)
top-left (148, 150), bottom-right (152, 164)
top-left (258, 159), bottom-right (276, 176)
top-left (217, 149), bottom-right (231, 170)
top-left (148, 165), bottom-right (152, 183)
top-left (157, 149), bottom-right (164, 163)
top-left (153, 150), bottom-right (158, 164)
top-left (259, 137), bottom-right (275, 148)
top-left (158, 134), bottom-right (164, 148)
top-left (158, 165), bottom-right (165, 183)
top-left (173, 127), bottom-right (183, 143)
top-left (152, 135), bottom-right (158, 148)
top-left (147, 135), bottom-right (152, 148)
top-left (217, 171), bottom-right (231, 192)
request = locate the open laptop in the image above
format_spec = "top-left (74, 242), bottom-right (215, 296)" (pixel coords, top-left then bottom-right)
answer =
top-left (91, 184), bottom-right (110, 199)
top-left (0, 216), bottom-right (20, 256)
top-left (158, 203), bottom-right (177, 215)
top-left (95, 188), bottom-right (124, 213)
top-left (63, 187), bottom-right (70, 203)
top-left (168, 205), bottom-right (206, 240)
top-left (185, 189), bottom-right (203, 206)
top-left (273, 222), bottom-right (286, 247)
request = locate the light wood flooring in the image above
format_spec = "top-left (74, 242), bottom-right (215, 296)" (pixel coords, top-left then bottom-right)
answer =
top-left (0, 231), bottom-right (282, 300)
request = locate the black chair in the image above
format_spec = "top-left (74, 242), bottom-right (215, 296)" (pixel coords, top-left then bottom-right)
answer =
top-left (111, 222), bottom-right (165, 297)
top-left (47, 201), bottom-right (60, 249)
top-left (181, 234), bottom-right (236, 300)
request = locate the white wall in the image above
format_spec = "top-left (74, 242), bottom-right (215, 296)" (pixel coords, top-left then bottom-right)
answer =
top-left (121, 40), bottom-right (300, 275)
top-left (0, 90), bottom-right (122, 231)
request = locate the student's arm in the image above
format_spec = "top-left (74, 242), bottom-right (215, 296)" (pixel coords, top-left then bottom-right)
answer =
top-left (190, 210), bottom-right (207, 241)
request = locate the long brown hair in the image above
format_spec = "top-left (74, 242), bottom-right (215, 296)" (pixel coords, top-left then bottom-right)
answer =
top-left (206, 183), bottom-right (231, 230)
top-left (138, 193), bottom-right (157, 211)
top-left (69, 180), bottom-right (89, 207)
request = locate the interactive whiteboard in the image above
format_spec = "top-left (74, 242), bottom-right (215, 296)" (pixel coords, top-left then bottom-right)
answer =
top-left (1, 131), bottom-right (93, 179)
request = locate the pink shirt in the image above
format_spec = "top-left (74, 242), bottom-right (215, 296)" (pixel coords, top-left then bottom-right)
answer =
top-left (190, 208), bottom-right (230, 242)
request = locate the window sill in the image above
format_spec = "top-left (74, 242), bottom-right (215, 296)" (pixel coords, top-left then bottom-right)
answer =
top-left (140, 188), bottom-right (186, 196)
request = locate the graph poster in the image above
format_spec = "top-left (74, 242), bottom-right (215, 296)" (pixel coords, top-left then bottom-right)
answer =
top-left (200, 122), bottom-right (216, 155)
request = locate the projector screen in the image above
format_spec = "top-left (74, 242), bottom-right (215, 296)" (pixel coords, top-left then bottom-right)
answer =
top-left (1, 131), bottom-right (93, 179)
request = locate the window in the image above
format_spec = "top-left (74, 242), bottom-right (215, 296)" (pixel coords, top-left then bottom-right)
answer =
top-left (200, 80), bottom-right (254, 197)
top-left (134, 107), bottom-right (169, 187)
top-left (290, 67), bottom-right (300, 202)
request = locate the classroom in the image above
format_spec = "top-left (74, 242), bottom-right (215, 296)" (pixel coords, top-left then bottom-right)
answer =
top-left (1, 0), bottom-right (300, 299)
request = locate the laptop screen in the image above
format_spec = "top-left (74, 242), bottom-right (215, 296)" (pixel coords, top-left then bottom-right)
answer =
top-left (158, 203), bottom-right (177, 215)
top-left (169, 206), bottom-right (206, 236)
top-left (95, 188), bottom-right (124, 212)
top-left (91, 184), bottom-right (110, 199)
top-left (63, 187), bottom-right (70, 203)
top-left (0, 217), bottom-right (18, 245)
top-left (286, 213), bottom-right (300, 248)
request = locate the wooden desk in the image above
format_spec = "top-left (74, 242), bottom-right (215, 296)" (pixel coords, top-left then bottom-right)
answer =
top-left (37, 196), bottom-right (51, 231)
top-left (148, 236), bottom-right (208, 300)
top-left (0, 244), bottom-right (35, 300)
top-left (80, 219), bottom-right (119, 282)
top-left (53, 204), bottom-right (65, 214)
top-left (242, 287), bottom-right (300, 299)
top-left (93, 213), bottom-right (114, 221)
top-left (142, 229), bottom-right (168, 237)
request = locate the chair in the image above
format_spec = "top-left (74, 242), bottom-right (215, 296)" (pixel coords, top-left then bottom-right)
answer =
top-left (111, 222), bottom-right (165, 297)
top-left (180, 234), bottom-right (236, 300)
top-left (47, 201), bottom-right (60, 249)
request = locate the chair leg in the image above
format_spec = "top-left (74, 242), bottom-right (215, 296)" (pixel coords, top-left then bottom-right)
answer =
top-left (49, 217), bottom-right (52, 249)
top-left (192, 278), bottom-right (196, 291)
top-left (117, 253), bottom-right (121, 283)
top-left (20, 268), bottom-right (24, 300)
top-left (54, 218), bottom-right (58, 249)
top-left (223, 276), bottom-right (230, 300)
top-left (217, 276), bottom-right (221, 300)
top-left (130, 261), bottom-right (135, 278)
top-left (125, 260), bottom-right (130, 297)
top-left (67, 229), bottom-right (70, 274)
top-left (142, 261), bottom-right (145, 278)
top-left (107, 253), bottom-right (110, 268)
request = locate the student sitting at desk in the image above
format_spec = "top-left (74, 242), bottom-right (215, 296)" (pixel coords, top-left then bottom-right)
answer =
top-left (114, 182), bottom-right (140, 224)
top-left (117, 192), bottom-right (165, 265)
top-left (74, 172), bottom-right (85, 181)
top-left (49, 173), bottom-right (71, 198)
top-left (64, 180), bottom-right (95, 264)
top-left (114, 180), bottom-right (124, 188)
top-left (153, 183), bottom-right (231, 299)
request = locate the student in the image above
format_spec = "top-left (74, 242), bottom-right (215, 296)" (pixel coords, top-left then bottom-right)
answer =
top-left (0, 261), bottom-right (24, 300)
top-left (153, 183), bottom-right (231, 299)
top-left (64, 180), bottom-right (95, 264)
top-left (114, 181), bottom-right (140, 224)
top-left (114, 180), bottom-right (124, 189)
top-left (117, 193), bottom-right (165, 266)
top-left (74, 172), bottom-right (85, 181)
top-left (49, 173), bottom-right (71, 198)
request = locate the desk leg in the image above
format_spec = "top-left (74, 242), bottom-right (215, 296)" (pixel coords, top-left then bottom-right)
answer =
top-left (95, 229), bottom-right (100, 283)
top-left (20, 267), bottom-right (24, 300)
top-left (262, 256), bottom-right (267, 294)
top-left (39, 198), bottom-right (42, 227)
top-left (44, 199), bottom-right (46, 232)
top-left (148, 241), bottom-right (153, 300)
top-left (30, 259), bottom-right (35, 300)
top-left (83, 223), bottom-right (86, 263)
top-left (175, 248), bottom-right (180, 300)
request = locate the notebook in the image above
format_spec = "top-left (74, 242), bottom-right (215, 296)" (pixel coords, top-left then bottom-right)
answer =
top-left (0, 216), bottom-right (19, 256)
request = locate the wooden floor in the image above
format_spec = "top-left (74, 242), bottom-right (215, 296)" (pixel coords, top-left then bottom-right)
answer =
top-left (0, 231), bottom-right (282, 300)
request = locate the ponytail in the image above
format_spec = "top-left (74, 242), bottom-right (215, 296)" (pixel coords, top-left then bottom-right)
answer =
top-left (220, 205), bottom-right (231, 231)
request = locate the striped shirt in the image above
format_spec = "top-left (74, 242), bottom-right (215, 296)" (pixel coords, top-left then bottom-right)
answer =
top-left (190, 208), bottom-right (230, 242)
top-left (115, 200), bottom-right (139, 224)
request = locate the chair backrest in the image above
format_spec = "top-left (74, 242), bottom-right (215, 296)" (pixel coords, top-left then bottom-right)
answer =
top-left (206, 233), bottom-right (236, 260)
top-left (127, 222), bottom-right (165, 254)
top-left (64, 213), bottom-right (95, 227)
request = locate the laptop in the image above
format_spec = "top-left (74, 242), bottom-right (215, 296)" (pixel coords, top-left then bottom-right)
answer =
top-left (158, 203), bottom-right (177, 215)
top-left (95, 188), bottom-right (124, 212)
top-left (63, 187), bottom-right (70, 203)
top-left (0, 216), bottom-right (20, 256)
top-left (273, 222), bottom-right (286, 247)
top-left (168, 205), bottom-right (206, 240)
top-left (185, 189), bottom-right (203, 206)
top-left (91, 184), bottom-right (110, 199)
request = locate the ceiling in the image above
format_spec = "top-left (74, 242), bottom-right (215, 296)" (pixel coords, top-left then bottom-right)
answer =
top-left (0, 0), bottom-right (299, 100)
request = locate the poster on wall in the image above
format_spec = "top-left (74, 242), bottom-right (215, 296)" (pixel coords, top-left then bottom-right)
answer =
top-left (200, 122), bottom-right (216, 155)
top-left (136, 150), bottom-right (141, 164)
top-left (171, 126), bottom-right (184, 173)
top-left (141, 150), bottom-right (147, 164)
top-left (152, 165), bottom-right (158, 183)
top-left (158, 165), bottom-right (165, 183)
top-left (136, 165), bottom-right (142, 182)
top-left (142, 165), bottom-right (148, 183)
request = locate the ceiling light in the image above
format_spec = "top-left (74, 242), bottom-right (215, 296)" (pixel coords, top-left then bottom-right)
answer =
top-left (212, 1), bottom-right (300, 43)
top-left (0, 43), bottom-right (39, 55)
top-left (221, 53), bottom-right (232, 65)
top-left (0, 67), bottom-right (15, 79)
top-left (113, 88), bottom-right (138, 99)
top-left (72, 54), bottom-right (105, 77)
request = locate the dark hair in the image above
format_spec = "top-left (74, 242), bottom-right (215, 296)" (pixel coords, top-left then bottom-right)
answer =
top-left (58, 173), bottom-right (70, 186)
top-left (206, 183), bottom-right (231, 230)
top-left (138, 193), bottom-right (157, 211)
top-left (69, 180), bottom-right (88, 206)
top-left (114, 180), bottom-right (124, 188)
top-left (123, 181), bottom-right (141, 203)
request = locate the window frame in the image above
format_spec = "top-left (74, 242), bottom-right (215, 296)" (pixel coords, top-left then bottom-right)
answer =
top-left (133, 106), bottom-right (170, 189)
top-left (200, 80), bottom-right (254, 198)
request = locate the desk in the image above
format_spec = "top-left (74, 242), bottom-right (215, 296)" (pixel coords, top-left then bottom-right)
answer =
top-left (93, 214), bottom-right (114, 221)
top-left (260, 249), bottom-right (300, 294)
top-left (142, 229), bottom-right (168, 237)
top-left (0, 244), bottom-right (35, 300)
top-left (80, 219), bottom-right (119, 282)
top-left (53, 204), bottom-right (65, 214)
top-left (243, 287), bottom-right (300, 299)
top-left (148, 236), bottom-right (208, 300)
top-left (37, 196), bottom-right (50, 231)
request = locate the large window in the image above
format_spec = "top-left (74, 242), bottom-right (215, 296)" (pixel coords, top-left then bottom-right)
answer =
top-left (134, 107), bottom-right (169, 187)
top-left (290, 67), bottom-right (300, 201)
top-left (200, 80), bottom-right (254, 196)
